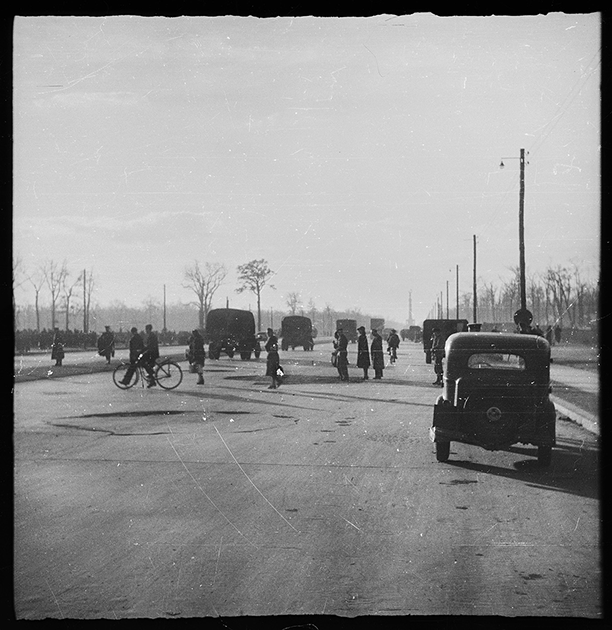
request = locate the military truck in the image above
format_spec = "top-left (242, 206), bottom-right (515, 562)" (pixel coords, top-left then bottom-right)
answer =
top-left (280, 315), bottom-right (314, 351)
top-left (335, 319), bottom-right (358, 343)
top-left (205, 308), bottom-right (261, 360)
top-left (422, 319), bottom-right (469, 363)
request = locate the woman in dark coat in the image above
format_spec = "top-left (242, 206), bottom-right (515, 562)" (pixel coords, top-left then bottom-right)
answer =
top-left (370, 329), bottom-right (384, 379)
top-left (51, 328), bottom-right (65, 366)
top-left (265, 328), bottom-right (282, 389)
top-left (356, 326), bottom-right (371, 380)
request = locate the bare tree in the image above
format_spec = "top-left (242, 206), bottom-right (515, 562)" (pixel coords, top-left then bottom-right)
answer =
top-left (482, 282), bottom-right (497, 323)
top-left (544, 265), bottom-right (574, 327)
top-left (13, 255), bottom-right (28, 330)
top-left (62, 272), bottom-right (82, 331)
top-left (183, 261), bottom-right (227, 329)
top-left (27, 270), bottom-right (46, 332)
top-left (286, 292), bottom-right (301, 315)
top-left (236, 259), bottom-right (275, 331)
top-left (307, 298), bottom-right (317, 329)
top-left (43, 260), bottom-right (68, 329)
top-left (82, 269), bottom-right (95, 334)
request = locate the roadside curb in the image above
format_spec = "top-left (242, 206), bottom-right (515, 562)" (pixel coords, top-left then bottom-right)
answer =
top-left (551, 394), bottom-right (599, 436)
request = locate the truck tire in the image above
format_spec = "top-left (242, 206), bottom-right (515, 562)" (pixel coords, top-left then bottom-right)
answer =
top-left (435, 441), bottom-right (450, 462)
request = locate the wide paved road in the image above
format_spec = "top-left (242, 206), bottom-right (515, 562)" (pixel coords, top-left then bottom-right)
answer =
top-left (13, 341), bottom-right (600, 619)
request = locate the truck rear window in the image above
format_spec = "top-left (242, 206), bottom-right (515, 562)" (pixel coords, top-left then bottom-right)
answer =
top-left (467, 353), bottom-right (525, 370)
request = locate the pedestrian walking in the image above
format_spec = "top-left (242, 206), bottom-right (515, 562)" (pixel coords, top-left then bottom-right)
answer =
top-left (188, 329), bottom-right (206, 385)
top-left (120, 327), bottom-right (156, 387)
top-left (97, 326), bottom-right (115, 364)
top-left (336, 327), bottom-right (350, 382)
top-left (371, 329), bottom-right (384, 379)
top-left (387, 328), bottom-right (400, 364)
top-left (554, 325), bottom-right (562, 344)
top-left (265, 328), bottom-right (283, 389)
top-left (51, 327), bottom-right (65, 366)
top-left (431, 327), bottom-right (445, 386)
top-left (356, 326), bottom-right (371, 380)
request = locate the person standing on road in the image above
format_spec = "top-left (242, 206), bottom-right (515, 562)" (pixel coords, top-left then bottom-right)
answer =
top-left (431, 327), bottom-right (445, 386)
top-left (97, 326), bottom-right (115, 364)
top-left (265, 328), bottom-right (282, 389)
top-left (371, 329), bottom-right (384, 380)
top-left (336, 327), bottom-right (350, 382)
top-left (188, 329), bottom-right (206, 385)
top-left (554, 324), bottom-right (562, 344)
top-left (142, 324), bottom-right (160, 387)
top-left (387, 328), bottom-right (400, 364)
top-left (51, 327), bottom-right (65, 366)
top-left (356, 326), bottom-right (371, 380)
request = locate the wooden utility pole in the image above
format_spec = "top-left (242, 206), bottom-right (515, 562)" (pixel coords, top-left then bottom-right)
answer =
top-left (518, 147), bottom-right (527, 312)
top-left (82, 269), bottom-right (87, 333)
top-left (456, 265), bottom-right (459, 320)
top-left (473, 235), bottom-right (478, 323)
top-left (163, 284), bottom-right (167, 334)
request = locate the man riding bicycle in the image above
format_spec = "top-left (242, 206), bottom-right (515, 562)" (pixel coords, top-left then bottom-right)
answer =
top-left (120, 327), bottom-right (157, 388)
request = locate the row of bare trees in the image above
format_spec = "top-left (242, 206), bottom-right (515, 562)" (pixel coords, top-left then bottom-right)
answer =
top-left (437, 265), bottom-right (598, 328)
top-left (13, 256), bottom-right (95, 333)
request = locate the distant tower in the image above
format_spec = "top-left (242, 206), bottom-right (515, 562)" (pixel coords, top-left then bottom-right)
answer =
top-left (408, 291), bottom-right (414, 327)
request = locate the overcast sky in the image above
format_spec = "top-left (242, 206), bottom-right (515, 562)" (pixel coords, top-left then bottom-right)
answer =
top-left (13, 13), bottom-right (600, 324)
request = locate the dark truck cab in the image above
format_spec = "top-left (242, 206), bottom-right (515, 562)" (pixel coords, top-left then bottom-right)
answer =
top-left (430, 332), bottom-right (556, 466)
top-left (280, 315), bottom-right (314, 351)
top-left (205, 308), bottom-right (261, 360)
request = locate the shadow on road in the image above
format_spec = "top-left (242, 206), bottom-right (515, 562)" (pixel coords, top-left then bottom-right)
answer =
top-left (445, 434), bottom-right (600, 500)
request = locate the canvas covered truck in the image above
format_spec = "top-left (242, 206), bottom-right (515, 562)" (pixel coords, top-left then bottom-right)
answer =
top-left (335, 319), bottom-right (358, 343)
top-left (205, 308), bottom-right (261, 360)
top-left (280, 315), bottom-right (314, 351)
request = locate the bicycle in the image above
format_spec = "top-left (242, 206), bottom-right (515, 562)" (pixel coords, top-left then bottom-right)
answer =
top-left (112, 356), bottom-right (183, 390)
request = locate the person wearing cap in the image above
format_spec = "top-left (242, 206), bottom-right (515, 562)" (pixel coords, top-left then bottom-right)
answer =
top-left (51, 327), bottom-right (65, 366)
top-left (120, 326), bottom-right (156, 386)
top-left (336, 327), bottom-right (349, 381)
top-left (141, 324), bottom-right (160, 386)
top-left (188, 329), bottom-right (206, 385)
top-left (356, 326), bottom-right (371, 380)
top-left (370, 329), bottom-right (384, 379)
top-left (97, 325), bottom-right (115, 364)
top-left (387, 328), bottom-right (400, 364)
top-left (431, 327), bottom-right (445, 386)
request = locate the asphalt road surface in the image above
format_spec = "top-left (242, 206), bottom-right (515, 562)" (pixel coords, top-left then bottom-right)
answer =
top-left (13, 341), bottom-right (600, 619)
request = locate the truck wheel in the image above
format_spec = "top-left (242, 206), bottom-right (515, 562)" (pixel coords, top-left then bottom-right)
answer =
top-left (240, 351), bottom-right (251, 360)
top-left (435, 441), bottom-right (450, 462)
top-left (537, 445), bottom-right (552, 467)
top-left (254, 350), bottom-right (261, 359)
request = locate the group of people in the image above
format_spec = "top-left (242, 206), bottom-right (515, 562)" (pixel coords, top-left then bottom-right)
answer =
top-left (332, 327), bottom-right (401, 382)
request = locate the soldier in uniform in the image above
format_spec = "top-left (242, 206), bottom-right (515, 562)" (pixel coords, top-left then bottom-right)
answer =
top-left (371, 329), bottom-right (385, 380)
top-left (336, 327), bottom-right (350, 382)
top-left (431, 327), bottom-right (445, 386)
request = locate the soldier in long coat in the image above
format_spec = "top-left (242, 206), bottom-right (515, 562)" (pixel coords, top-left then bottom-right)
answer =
top-left (370, 329), bottom-right (384, 379)
top-left (265, 328), bottom-right (282, 389)
top-left (51, 328), bottom-right (64, 366)
top-left (356, 326), bottom-right (371, 380)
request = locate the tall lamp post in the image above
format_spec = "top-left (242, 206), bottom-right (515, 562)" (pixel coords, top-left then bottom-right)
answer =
top-left (500, 148), bottom-right (528, 313)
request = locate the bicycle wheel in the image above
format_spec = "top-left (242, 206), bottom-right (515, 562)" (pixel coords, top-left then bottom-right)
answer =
top-left (155, 360), bottom-right (183, 390)
top-left (113, 363), bottom-right (139, 389)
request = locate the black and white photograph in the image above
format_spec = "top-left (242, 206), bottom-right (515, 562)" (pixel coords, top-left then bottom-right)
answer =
top-left (12, 12), bottom-right (600, 620)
